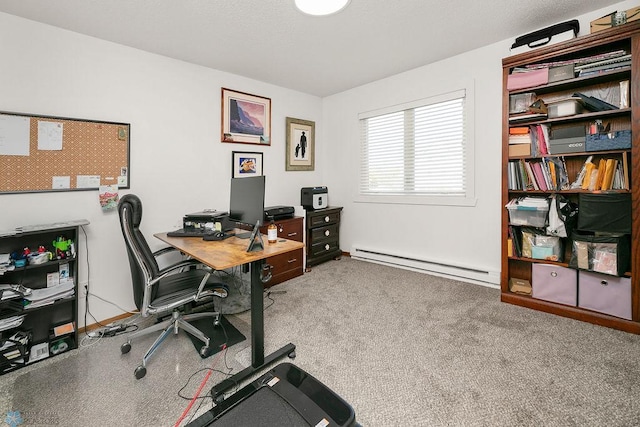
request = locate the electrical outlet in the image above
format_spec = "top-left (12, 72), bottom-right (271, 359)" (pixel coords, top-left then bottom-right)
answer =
top-left (78, 282), bottom-right (88, 297)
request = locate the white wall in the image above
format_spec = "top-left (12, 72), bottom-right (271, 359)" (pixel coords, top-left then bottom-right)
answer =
top-left (322, 0), bottom-right (638, 283)
top-left (0, 12), bottom-right (323, 326)
top-left (323, 44), bottom-right (504, 282)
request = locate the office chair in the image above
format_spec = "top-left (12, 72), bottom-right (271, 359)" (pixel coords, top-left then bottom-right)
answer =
top-left (117, 194), bottom-right (229, 379)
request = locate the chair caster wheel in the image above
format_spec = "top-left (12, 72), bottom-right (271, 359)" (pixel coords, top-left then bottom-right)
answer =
top-left (134, 365), bottom-right (147, 379)
top-left (288, 350), bottom-right (296, 359)
top-left (121, 342), bottom-right (131, 354)
top-left (200, 346), bottom-right (210, 358)
top-left (214, 394), bottom-right (225, 405)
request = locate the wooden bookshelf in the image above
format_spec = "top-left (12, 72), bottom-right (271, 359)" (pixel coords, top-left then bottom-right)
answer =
top-left (501, 22), bottom-right (640, 333)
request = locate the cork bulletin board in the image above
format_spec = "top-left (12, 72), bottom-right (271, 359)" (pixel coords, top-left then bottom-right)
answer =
top-left (0, 111), bottom-right (130, 194)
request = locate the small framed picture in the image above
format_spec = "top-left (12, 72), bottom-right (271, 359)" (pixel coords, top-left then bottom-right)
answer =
top-left (221, 88), bottom-right (271, 145)
top-left (285, 117), bottom-right (315, 171)
top-left (232, 151), bottom-right (263, 178)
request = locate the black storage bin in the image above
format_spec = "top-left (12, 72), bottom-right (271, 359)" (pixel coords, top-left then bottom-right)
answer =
top-left (577, 193), bottom-right (631, 234)
top-left (569, 232), bottom-right (630, 276)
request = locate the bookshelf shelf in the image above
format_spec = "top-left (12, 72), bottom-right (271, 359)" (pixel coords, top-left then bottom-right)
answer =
top-left (0, 222), bottom-right (85, 374)
top-left (501, 22), bottom-right (640, 333)
top-left (509, 67), bottom-right (632, 96)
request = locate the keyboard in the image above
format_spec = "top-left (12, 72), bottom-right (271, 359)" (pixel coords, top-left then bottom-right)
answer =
top-left (167, 228), bottom-right (212, 238)
top-left (203, 231), bottom-right (233, 241)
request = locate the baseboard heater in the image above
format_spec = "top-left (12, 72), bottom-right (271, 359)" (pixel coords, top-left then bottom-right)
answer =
top-left (350, 246), bottom-right (500, 287)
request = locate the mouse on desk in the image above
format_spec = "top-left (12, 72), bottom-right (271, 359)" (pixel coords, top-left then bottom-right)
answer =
top-left (203, 231), bottom-right (230, 241)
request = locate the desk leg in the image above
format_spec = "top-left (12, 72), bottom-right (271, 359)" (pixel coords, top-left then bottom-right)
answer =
top-left (210, 260), bottom-right (295, 399)
top-left (250, 259), bottom-right (264, 367)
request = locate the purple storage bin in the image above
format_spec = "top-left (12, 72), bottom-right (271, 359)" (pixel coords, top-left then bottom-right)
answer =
top-left (532, 264), bottom-right (577, 306)
top-left (578, 271), bottom-right (631, 320)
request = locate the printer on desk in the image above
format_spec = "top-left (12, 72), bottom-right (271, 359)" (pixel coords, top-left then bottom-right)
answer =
top-left (183, 210), bottom-right (228, 231)
top-left (301, 186), bottom-right (328, 210)
top-left (264, 206), bottom-right (295, 220)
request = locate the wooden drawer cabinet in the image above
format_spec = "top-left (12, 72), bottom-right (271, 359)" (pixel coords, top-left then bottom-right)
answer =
top-left (309, 224), bottom-right (339, 243)
top-left (266, 248), bottom-right (304, 286)
top-left (259, 216), bottom-right (303, 287)
top-left (305, 207), bottom-right (342, 269)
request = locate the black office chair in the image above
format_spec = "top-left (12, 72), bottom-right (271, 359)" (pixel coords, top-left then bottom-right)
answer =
top-left (117, 194), bottom-right (229, 379)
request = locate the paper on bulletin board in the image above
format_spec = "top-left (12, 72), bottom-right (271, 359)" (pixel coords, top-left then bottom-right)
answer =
top-left (52, 176), bottom-right (71, 189)
top-left (118, 166), bottom-right (128, 187)
top-left (0, 114), bottom-right (30, 156)
top-left (77, 175), bottom-right (100, 188)
top-left (99, 185), bottom-right (119, 211)
top-left (37, 120), bottom-right (63, 150)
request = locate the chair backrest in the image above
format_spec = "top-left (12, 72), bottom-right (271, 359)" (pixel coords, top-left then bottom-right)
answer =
top-left (117, 194), bottom-right (161, 311)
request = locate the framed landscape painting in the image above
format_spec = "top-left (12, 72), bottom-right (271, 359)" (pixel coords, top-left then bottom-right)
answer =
top-left (221, 88), bottom-right (271, 145)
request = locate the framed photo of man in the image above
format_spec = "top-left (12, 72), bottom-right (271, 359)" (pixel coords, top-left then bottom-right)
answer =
top-left (285, 117), bottom-right (315, 171)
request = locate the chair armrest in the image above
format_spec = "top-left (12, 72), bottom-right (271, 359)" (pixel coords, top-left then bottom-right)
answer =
top-left (157, 259), bottom-right (210, 277)
top-left (152, 246), bottom-right (181, 258)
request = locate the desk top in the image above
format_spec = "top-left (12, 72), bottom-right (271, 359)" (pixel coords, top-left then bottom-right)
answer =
top-left (155, 231), bottom-right (304, 270)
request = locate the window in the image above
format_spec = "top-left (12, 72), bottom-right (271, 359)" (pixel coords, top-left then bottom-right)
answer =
top-left (358, 87), bottom-right (474, 206)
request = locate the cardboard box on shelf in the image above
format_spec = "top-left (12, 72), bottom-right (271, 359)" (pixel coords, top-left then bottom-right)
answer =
top-left (591, 7), bottom-right (640, 33)
top-left (509, 278), bottom-right (532, 295)
top-left (508, 143), bottom-right (531, 157)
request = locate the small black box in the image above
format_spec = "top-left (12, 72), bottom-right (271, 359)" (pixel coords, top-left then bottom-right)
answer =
top-left (301, 186), bottom-right (328, 210)
top-left (578, 193), bottom-right (631, 234)
top-left (569, 232), bottom-right (630, 276)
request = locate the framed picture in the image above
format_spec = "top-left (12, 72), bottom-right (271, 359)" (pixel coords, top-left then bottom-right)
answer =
top-left (232, 151), bottom-right (263, 178)
top-left (285, 117), bottom-right (315, 171)
top-left (221, 88), bottom-right (271, 145)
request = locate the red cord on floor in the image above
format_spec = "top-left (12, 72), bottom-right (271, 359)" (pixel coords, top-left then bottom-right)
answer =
top-left (174, 344), bottom-right (227, 427)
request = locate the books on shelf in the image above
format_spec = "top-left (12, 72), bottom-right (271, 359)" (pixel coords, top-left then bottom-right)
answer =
top-left (570, 155), bottom-right (628, 191)
top-left (508, 156), bottom-right (569, 191)
top-left (575, 54), bottom-right (632, 76)
top-left (508, 127), bottom-right (531, 144)
top-left (508, 112), bottom-right (547, 123)
top-left (523, 49), bottom-right (628, 71)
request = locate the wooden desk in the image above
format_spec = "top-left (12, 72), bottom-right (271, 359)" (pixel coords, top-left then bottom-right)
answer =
top-left (155, 231), bottom-right (304, 399)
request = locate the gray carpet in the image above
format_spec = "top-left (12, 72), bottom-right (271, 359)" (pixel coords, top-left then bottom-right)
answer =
top-left (1, 257), bottom-right (640, 426)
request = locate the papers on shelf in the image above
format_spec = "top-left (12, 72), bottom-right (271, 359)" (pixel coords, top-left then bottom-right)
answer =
top-left (24, 281), bottom-right (74, 309)
top-left (14, 219), bottom-right (90, 233)
top-left (506, 196), bottom-right (550, 210)
top-left (1, 289), bottom-right (21, 301)
top-left (0, 315), bottom-right (25, 332)
top-left (0, 253), bottom-right (13, 275)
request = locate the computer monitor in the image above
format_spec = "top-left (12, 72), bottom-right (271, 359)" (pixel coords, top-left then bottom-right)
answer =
top-left (228, 176), bottom-right (266, 238)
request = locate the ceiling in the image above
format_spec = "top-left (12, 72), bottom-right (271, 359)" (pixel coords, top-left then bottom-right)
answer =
top-left (0, 0), bottom-right (622, 97)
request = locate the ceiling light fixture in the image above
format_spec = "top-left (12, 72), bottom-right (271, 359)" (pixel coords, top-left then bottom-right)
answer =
top-left (294, 0), bottom-right (351, 16)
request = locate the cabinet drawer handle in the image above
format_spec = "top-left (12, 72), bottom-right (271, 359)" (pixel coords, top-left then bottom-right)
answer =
top-left (324, 230), bottom-right (330, 237)
top-left (325, 243), bottom-right (330, 250)
top-left (324, 216), bottom-right (330, 222)
top-left (288, 258), bottom-right (297, 263)
top-left (600, 280), bottom-right (608, 286)
top-left (287, 232), bottom-right (297, 237)
top-left (550, 271), bottom-right (557, 277)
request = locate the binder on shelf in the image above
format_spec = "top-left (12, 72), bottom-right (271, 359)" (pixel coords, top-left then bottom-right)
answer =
top-left (572, 92), bottom-right (618, 112)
